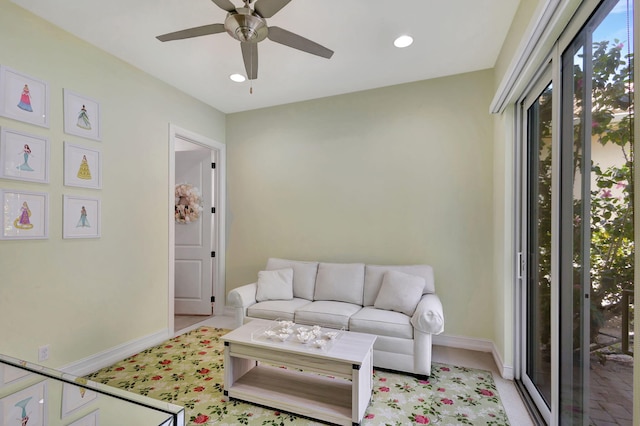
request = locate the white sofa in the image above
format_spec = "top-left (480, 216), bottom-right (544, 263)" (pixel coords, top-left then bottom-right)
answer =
top-left (227, 258), bottom-right (445, 377)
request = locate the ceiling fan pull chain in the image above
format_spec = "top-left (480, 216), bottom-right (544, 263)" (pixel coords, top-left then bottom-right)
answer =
top-left (250, 43), bottom-right (254, 94)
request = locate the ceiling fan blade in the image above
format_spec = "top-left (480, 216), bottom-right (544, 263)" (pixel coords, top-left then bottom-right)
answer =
top-left (211, 0), bottom-right (236, 12)
top-left (254, 0), bottom-right (291, 18)
top-left (156, 23), bottom-right (225, 42)
top-left (267, 26), bottom-right (334, 59)
top-left (241, 42), bottom-right (258, 80)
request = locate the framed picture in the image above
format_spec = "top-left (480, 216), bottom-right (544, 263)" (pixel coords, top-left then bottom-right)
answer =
top-left (0, 364), bottom-right (31, 386)
top-left (67, 409), bottom-right (99, 426)
top-left (0, 66), bottom-right (50, 128)
top-left (64, 89), bottom-right (101, 141)
top-left (63, 195), bottom-right (101, 239)
top-left (64, 142), bottom-right (102, 189)
top-left (0, 381), bottom-right (47, 426)
top-left (61, 383), bottom-right (98, 418)
top-left (0, 127), bottom-right (49, 183)
top-left (0, 189), bottom-right (48, 240)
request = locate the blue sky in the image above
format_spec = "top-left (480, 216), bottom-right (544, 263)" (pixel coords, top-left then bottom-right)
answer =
top-left (594, 0), bottom-right (634, 51)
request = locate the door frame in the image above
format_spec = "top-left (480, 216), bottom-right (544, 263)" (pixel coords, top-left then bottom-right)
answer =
top-left (516, 64), bottom-right (556, 424)
top-left (168, 124), bottom-right (226, 334)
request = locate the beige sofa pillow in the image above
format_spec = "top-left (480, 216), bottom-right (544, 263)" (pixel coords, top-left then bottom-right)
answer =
top-left (374, 270), bottom-right (425, 316)
top-left (256, 268), bottom-right (294, 302)
top-left (266, 258), bottom-right (318, 300)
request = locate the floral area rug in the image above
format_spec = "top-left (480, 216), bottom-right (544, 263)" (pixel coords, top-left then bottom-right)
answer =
top-left (86, 327), bottom-right (510, 425)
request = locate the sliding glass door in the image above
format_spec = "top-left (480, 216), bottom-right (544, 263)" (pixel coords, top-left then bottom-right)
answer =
top-left (519, 0), bottom-right (634, 423)
top-left (522, 79), bottom-right (553, 423)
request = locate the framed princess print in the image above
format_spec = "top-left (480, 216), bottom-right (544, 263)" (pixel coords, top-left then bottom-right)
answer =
top-left (63, 195), bottom-right (101, 239)
top-left (64, 89), bottom-right (101, 141)
top-left (61, 382), bottom-right (98, 417)
top-left (68, 409), bottom-right (99, 426)
top-left (64, 142), bottom-right (102, 189)
top-left (0, 127), bottom-right (50, 183)
top-left (0, 189), bottom-right (49, 240)
top-left (0, 65), bottom-right (50, 128)
top-left (0, 381), bottom-right (48, 426)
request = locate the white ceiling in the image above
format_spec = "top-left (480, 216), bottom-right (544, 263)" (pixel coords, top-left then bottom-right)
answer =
top-left (11, 0), bottom-right (520, 114)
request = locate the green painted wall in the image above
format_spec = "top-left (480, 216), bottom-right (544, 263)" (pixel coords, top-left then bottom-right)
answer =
top-left (0, 0), bottom-right (225, 366)
top-left (226, 70), bottom-right (496, 342)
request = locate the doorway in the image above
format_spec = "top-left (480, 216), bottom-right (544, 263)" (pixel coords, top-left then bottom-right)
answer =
top-left (168, 124), bottom-right (226, 334)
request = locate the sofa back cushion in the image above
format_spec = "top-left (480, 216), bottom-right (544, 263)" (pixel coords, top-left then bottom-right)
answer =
top-left (266, 258), bottom-right (318, 300)
top-left (314, 262), bottom-right (365, 305)
top-left (363, 264), bottom-right (435, 306)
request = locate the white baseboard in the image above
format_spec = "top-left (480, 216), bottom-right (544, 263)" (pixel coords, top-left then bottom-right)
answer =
top-left (433, 334), bottom-right (514, 380)
top-left (60, 328), bottom-right (171, 377)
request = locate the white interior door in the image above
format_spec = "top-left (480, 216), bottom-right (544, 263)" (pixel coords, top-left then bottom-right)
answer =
top-left (175, 149), bottom-right (213, 315)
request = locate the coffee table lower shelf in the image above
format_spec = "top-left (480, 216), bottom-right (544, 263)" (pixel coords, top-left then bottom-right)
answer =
top-left (226, 364), bottom-right (354, 425)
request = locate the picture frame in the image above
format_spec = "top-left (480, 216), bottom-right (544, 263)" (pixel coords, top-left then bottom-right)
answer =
top-left (0, 381), bottom-right (48, 426)
top-left (0, 364), bottom-right (31, 386)
top-left (63, 195), bottom-right (101, 239)
top-left (67, 409), bottom-right (99, 426)
top-left (61, 382), bottom-right (98, 418)
top-left (0, 189), bottom-right (49, 240)
top-left (64, 142), bottom-right (102, 189)
top-left (64, 89), bottom-right (101, 141)
top-left (0, 65), bottom-right (50, 128)
top-left (0, 127), bottom-right (50, 183)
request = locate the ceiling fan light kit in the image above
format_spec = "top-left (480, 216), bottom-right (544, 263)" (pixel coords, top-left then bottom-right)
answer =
top-left (156, 0), bottom-right (333, 81)
top-left (225, 8), bottom-right (268, 42)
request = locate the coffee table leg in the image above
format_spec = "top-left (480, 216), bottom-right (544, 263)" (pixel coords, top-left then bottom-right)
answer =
top-left (351, 348), bottom-right (373, 424)
top-left (223, 342), bottom-right (257, 395)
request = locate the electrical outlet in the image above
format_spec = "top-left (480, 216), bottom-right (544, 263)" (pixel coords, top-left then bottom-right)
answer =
top-left (38, 345), bottom-right (50, 362)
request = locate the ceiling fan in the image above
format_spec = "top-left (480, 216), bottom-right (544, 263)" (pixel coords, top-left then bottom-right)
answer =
top-left (156, 0), bottom-right (334, 81)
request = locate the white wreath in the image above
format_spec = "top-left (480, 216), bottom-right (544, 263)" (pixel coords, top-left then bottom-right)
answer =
top-left (175, 183), bottom-right (203, 224)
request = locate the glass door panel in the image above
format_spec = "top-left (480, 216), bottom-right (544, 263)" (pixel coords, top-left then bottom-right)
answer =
top-left (559, 0), bottom-right (634, 423)
top-left (524, 82), bottom-right (553, 420)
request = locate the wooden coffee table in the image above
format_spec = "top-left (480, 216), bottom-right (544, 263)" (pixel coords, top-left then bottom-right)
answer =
top-left (222, 319), bottom-right (377, 426)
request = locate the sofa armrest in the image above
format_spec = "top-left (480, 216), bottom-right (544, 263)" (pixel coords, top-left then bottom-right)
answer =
top-left (411, 293), bottom-right (444, 335)
top-left (227, 283), bottom-right (258, 308)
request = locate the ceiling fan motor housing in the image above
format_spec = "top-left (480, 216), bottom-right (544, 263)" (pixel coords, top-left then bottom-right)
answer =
top-left (224, 8), bottom-right (268, 43)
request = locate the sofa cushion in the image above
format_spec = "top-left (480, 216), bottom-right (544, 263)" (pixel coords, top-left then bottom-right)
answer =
top-left (247, 298), bottom-right (312, 322)
top-left (294, 300), bottom-right (362, 329)
top-left (314, 262), bottom-right (365, 305)
top-left (266, 258), bottom-right (318, 300)
top-left (256, 268), bottom-right (294, 302)
top-left (363, 264), bottom-right (435, 306)
top-left (373, 270), bottom-right (425, 316)
top-left (349, 307), bottom-right (414, 339)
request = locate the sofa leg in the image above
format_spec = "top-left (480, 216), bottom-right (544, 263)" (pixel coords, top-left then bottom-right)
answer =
top-left (416, 374), bottom-right (430, 381)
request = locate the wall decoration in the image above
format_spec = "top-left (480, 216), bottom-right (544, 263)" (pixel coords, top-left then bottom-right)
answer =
top-left (0, 127), bottom-right (49, 183)
top-left (0, 363), bottom-right (31, 386)
top-left (0, 381), bottom-right (47, 426)
top-left (0, 189), bottom-right (49, 240)
top-left (175, 183), bottom-right (203, 224)
top-left (0, 66), bottom-right (50, 128)
top-left (63, 89), bottom-right (101, 141)
top-left (61, 382), bottom-right (98, 418)
top-left (64, 142), bottom-right (102, 189)
top-left (63, 195), bottom-right (101, 239)
top-left (67, 409), bottom-right (99, 426)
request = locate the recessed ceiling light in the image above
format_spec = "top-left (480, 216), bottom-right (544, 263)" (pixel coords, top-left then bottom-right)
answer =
top-left (394, 35), bottom-right (413, 48)
top-left (230, 73), bottom-right (246, 82)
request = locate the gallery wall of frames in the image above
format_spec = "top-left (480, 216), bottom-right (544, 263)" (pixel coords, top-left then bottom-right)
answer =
top-left (0, 65), bottom-right (102, 240)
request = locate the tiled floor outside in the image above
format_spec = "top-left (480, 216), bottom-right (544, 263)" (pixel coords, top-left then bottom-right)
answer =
top-left (589, 328), bottom-right (634, 426)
